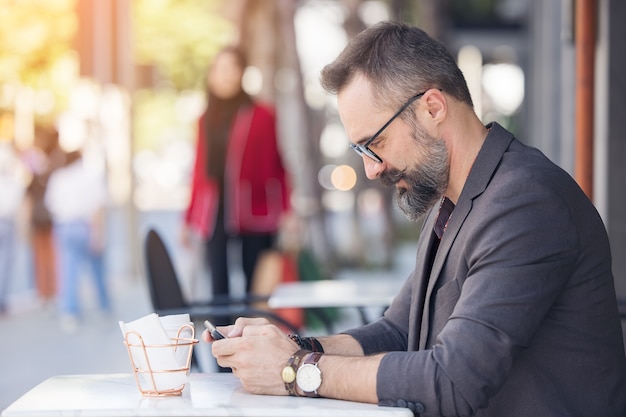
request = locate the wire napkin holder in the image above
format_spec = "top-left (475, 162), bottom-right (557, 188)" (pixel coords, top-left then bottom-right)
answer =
top-left (124, 323), bottom-right (198, 396)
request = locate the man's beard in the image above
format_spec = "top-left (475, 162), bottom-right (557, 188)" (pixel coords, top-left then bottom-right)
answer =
top-left (380, 123), bottom-right (449, 221)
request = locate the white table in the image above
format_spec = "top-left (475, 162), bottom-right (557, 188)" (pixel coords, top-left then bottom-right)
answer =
top-left (1, 373), bottom-right (412, 417)
top-left (268, 278), bottom-right (404, 332)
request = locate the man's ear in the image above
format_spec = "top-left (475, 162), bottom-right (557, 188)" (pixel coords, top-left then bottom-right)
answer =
top-left (423, 88), bottom-right (447, 123)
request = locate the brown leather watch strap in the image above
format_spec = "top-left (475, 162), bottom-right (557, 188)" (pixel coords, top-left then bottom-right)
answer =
top-left (303, 351), bottom-right (323, 365)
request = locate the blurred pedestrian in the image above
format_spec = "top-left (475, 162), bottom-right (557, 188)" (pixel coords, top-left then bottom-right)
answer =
top-left (181, 46), bottom-right (291, 323)
top-left (44, 149), bottom-right (110, 332)
top-left (24, 125), bottom-right (64, 307)
top-left (0, 142), bottom-right (27, 315)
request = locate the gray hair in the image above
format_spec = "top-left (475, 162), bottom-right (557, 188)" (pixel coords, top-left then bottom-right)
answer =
top-left (320, 21), bottom-right (473, 112)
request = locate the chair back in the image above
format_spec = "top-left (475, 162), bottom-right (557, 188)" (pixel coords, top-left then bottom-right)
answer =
top-left (144, 229), bottom-right (187, 311)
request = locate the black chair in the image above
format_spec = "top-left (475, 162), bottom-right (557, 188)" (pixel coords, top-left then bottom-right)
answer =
top-left (143, 228), bottom-right (300, 333)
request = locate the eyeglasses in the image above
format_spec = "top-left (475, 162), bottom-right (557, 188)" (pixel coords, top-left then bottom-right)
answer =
top-left (349, 91), bottom-right (426, 164)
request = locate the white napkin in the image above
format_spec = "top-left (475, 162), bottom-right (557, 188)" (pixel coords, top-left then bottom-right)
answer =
top-left (119, 313), bottom-right (194, 392)
top-left (158, 313), bottom-right (195, 366)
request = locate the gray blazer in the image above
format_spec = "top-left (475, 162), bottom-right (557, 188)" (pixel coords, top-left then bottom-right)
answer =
top-left (346, 122), bottom-right (626, 416)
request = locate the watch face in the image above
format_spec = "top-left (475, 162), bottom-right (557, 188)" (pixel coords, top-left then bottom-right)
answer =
top-left (296, 364), bottom-right (322, 392)
top-left (282, 366), bottom-right (296, 383)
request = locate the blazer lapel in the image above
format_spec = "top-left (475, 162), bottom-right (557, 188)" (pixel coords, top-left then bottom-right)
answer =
top-left (417, 122), bottom-right (515, 350)
top-left (418, 197), bottom-right (472, 349)
top-left (408, 207), bottom-right (439, 350)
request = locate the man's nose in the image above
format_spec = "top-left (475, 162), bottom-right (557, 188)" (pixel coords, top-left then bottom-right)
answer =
top-left (363, 156), bottom-right (384, 180)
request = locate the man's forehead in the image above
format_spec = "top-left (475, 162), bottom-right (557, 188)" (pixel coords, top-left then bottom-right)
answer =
top-left (337, 76), bottom-right (376, 136)
top-left (337, 74), bottom-right (374, 107)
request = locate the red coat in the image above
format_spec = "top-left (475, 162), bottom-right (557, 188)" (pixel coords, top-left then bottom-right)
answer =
top-left (184, 103), bottom-right (290, 238)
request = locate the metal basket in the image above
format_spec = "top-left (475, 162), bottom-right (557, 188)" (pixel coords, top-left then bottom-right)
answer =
top-left (123, 323), bottom-right (198, 396)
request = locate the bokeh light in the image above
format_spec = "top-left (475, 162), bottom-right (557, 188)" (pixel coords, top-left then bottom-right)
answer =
top-left (330, 164), bottom-right (357, 191)
top-left (319, 122), bottom-right (348, 159)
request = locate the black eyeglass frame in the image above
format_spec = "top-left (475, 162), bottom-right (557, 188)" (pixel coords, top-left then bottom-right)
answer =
top-left (349, 91), bottom-right (427, 164)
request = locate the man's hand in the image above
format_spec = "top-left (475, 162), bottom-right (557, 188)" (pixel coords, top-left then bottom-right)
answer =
top-left (201, 317), bottom-right (269, 342)
top-left (205, 317), bottom-right (299, 395)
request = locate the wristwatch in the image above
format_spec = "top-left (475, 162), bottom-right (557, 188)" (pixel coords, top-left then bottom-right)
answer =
top-left (295, 352), bottom-right (323, 397)
top-left (282, 350), bottom-right (308, 396)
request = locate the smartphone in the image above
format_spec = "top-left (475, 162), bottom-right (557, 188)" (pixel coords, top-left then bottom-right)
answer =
top-left (204, 320), bottom-right (226, 340)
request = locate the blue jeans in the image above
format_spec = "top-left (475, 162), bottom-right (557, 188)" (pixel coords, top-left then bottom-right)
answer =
top-left (53, 221), bottom-right (110, 316)
top-left (0, 219), bottom-right (16, 311)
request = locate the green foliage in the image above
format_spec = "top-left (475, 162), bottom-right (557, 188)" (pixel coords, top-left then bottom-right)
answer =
top-left (0, 0), bottom-right (77, 86)
top-left (133, 0), bottom-right (234, 91)
top-left (133, 88), bottom-right (185, 151)
top-left (297, 250), bottom-right (341, 330)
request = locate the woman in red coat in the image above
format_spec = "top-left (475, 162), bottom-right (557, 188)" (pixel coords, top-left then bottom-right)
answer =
top-left (182, 46), bottom-right (291, 319)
